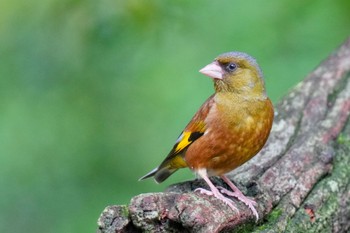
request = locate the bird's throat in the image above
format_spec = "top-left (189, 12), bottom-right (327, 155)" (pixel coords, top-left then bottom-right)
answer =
top-left (214, 80), bottom-right (266, 100)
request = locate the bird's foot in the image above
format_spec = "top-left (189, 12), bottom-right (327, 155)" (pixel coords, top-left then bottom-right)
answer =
top-left (194, 187), bottom-right (214, 196)
top-left (218, 186), bottom-right (257, 206)
top-left (195, 187), bottom-right (239, 212)
top-left (218, 186), bottom-right (258, 220)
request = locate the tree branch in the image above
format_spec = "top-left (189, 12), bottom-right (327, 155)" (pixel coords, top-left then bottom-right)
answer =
top-left (97, 37), bottom-right (350, 233)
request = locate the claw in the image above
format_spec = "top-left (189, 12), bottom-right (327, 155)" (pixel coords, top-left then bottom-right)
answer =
top-left (195, 187), bottom-right (239, 212)
top-left (218, 186), bottom-right (257, 206)
top-left (194, 187), bottom-right (214, 196)
top-left (220, 176), bottom-right (259, 221)
top-left (195, 169), bottom-right (240, 212)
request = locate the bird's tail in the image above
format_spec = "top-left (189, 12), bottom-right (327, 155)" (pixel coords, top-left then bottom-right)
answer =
top-left (139, 166), bottom-right (178, 183)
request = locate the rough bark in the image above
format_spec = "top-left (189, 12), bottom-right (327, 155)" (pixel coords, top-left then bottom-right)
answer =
top-left (97, 37), bottom-right (350, 233)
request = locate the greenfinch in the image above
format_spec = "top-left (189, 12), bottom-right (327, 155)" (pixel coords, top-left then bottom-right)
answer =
top-left (140, 52), bottom-right (274, 220)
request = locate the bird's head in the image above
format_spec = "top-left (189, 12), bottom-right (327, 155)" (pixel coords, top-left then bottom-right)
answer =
top-left (199, 52), bottom-right (266, 97)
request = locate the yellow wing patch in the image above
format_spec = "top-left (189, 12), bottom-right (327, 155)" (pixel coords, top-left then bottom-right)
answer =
top-left (169, 155), bottom-right (187, 168)
top-left (174, 132), bottom-right (193, 154)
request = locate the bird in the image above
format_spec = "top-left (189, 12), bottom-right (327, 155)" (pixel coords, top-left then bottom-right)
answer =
top-left (139, 51), bottom-right (274, 220)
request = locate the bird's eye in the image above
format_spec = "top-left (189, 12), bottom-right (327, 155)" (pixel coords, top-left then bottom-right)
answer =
top-left (226, 63), bottom-right (237, 72)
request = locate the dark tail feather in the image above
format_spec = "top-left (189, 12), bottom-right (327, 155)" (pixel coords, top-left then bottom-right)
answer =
top-left (139, 167), bottom-right (178, 183)
top-left (139, 168), bottom-right (158, 181)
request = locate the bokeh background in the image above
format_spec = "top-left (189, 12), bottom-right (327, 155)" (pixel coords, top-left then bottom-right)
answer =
top-left (1, 0), bottom-right (349, 232)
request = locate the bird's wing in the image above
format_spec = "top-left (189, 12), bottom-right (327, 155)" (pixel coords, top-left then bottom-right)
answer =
top-left (160, 95), bottom-right (215, 168)
top-left (139, 95), bottom-right (215, 182)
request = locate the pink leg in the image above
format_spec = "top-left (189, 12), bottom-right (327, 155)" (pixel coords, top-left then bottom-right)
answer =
top-left (194, 169), bottom-right (238, 212)
top-left (220, 175), bottom-right (259, 220)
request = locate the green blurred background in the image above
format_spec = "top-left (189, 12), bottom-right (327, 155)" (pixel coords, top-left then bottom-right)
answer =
top-left (0, 0), bottom-right (349, 232)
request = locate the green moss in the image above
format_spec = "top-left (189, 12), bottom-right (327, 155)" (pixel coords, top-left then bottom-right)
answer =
top-left (120, 205), bottom-right (130, 218)
top-left (337, 133), bottom-right (350, 145)
top-left (231, 208), bottom-right (284, 233)
top-left (266, 208), bottom-right (283, 222)
top-left (229, 222), bottom-right (255, 233)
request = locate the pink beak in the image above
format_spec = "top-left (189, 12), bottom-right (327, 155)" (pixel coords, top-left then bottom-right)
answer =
top-left (199, 61), bottom-right (224, 80)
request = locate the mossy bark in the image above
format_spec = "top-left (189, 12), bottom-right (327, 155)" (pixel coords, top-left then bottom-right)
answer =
top-left (97, 37), bottom-right (350, 233)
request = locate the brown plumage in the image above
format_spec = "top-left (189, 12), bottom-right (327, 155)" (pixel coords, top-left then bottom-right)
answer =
top-left (140, 51), bottom-right (274, 220)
